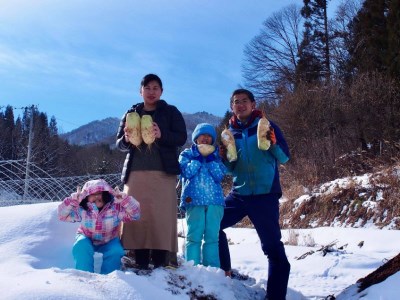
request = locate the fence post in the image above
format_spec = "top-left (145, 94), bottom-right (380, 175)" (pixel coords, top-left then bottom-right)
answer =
top-left (23, 105), bottom-right (35, 201)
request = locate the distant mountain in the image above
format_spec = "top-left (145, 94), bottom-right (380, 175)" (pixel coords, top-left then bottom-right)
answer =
top-left (182, 111), bottom-right (222, 145)
top-left (61, 117), bottom-right (120, 146)
top-left (61, 112), bottom-right (222, 147)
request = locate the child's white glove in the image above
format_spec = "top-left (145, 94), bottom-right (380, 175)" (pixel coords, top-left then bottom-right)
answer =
top-left (114, 186), bottom-right (128, 203)
top-left (70, 186), bottom-right (83, 204)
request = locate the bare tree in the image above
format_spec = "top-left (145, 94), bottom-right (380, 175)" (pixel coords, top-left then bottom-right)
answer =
top-left (329, 0), bottom-right (363, 81)
top-left (242, 4), bottom-right (303, 103)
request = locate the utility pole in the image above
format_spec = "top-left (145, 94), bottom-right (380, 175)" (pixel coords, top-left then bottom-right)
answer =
top-left (23, 105), bottom-right (35, 200)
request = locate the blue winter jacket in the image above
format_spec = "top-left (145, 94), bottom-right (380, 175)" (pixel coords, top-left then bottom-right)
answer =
top-left (179, 145), bottom-right (227, 209)
top-left (225, 114), bottom-right (290, 196)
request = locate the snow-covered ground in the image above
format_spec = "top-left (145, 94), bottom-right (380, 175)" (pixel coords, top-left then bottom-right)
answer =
top-left (0, 202), bottom-right (399, 299)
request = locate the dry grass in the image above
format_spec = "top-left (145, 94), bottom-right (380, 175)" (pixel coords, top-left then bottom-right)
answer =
top-left (285, 229), bottom-right (299, 246)
top-left (234, 216), bottom-right (254, 228)
top-left (215, 146), bottom-right (399, 231)
top-left (282, 180), bottom-right (307, 203)
top-left (280, 160), bottom-right (400, 230)
top-left (284, 229), bottom-right (316, 247)
top-left (302, 233), bottom-right (316, 247)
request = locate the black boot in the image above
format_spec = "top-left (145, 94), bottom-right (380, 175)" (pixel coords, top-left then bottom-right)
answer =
top-left (151, 249), bottom-right (169, 268)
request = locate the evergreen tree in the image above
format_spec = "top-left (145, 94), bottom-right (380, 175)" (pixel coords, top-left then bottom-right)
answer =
top-left (46, 116), bottom-right (61, 175)
top-left (348, 0), bottom-right (388, 74)
top-left (296, 25), bottom-right (323, 84)
top-left (12, 117), bottom-right (24, 162)
top-left (297, 0), bottom-right (331, 83)
top-left (49, 116), bottom-right (58, 137)
top-left (33, 112), bottom-right (52, 170)
top-left (0, 106), bottom-right (15, 160)
top-left (218, 110), bottom-right (232, 128)
top-left (386, 0), bottom-right (400, 78)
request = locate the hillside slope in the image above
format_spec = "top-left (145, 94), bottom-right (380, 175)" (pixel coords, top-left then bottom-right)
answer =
top-left (61, 112), bottom-right (222, 146)
top-left (279, 163), bottom-right (400, 230)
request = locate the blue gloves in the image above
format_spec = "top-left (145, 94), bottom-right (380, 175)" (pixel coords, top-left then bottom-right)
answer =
top-left (193, 155), bottom-right (203, 162)
top-left (205, 154), bottom-right (216, 162)
top-left (191, 144), bottom-right (203, 162)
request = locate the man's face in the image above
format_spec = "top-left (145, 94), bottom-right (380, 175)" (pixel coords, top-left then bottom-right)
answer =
top-left (231, 93), bottom-right (255, 121)
top-left (140, 80), bottom-right (163, 107)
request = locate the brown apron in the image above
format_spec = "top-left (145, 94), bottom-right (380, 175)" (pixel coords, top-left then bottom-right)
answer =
top-left (121, 170), bottom-right (178, 252)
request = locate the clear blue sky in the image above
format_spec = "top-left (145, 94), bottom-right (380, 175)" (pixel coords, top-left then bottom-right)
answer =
top-left (0, 0), bottom-right (340, 133)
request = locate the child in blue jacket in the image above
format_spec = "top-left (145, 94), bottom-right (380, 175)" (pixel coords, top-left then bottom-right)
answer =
top-left (179, 123), bottom-right (227, 268)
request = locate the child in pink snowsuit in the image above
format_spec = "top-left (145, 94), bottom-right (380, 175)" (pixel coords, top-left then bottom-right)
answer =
top-left (58, 179), bottom-right (140, 274)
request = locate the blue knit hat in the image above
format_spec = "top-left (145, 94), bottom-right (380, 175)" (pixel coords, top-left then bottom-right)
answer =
top-left (192, 123), bottom-right (216, 144)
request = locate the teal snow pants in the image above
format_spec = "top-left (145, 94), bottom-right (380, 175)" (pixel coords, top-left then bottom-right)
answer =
top-left (72, 234), bottom-right (125, 274)
top-left (185, 205), bottom-right (224, 268)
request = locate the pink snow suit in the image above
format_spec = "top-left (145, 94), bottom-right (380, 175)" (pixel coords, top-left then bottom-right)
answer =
top-left (58, 179), bottom-right (140, 245)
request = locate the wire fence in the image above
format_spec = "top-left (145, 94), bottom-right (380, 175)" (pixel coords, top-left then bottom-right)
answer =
top-left (0, 159), bottom-right (122, 207)
top-left (0, 160), bottom-right (231, 213)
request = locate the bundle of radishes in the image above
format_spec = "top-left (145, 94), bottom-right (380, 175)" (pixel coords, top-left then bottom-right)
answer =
top-left (125, 112), bottom-right (155, 146)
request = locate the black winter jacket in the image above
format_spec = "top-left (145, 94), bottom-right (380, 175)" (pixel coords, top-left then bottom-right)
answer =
top-left (116, 100), bottom-right (187, 183)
